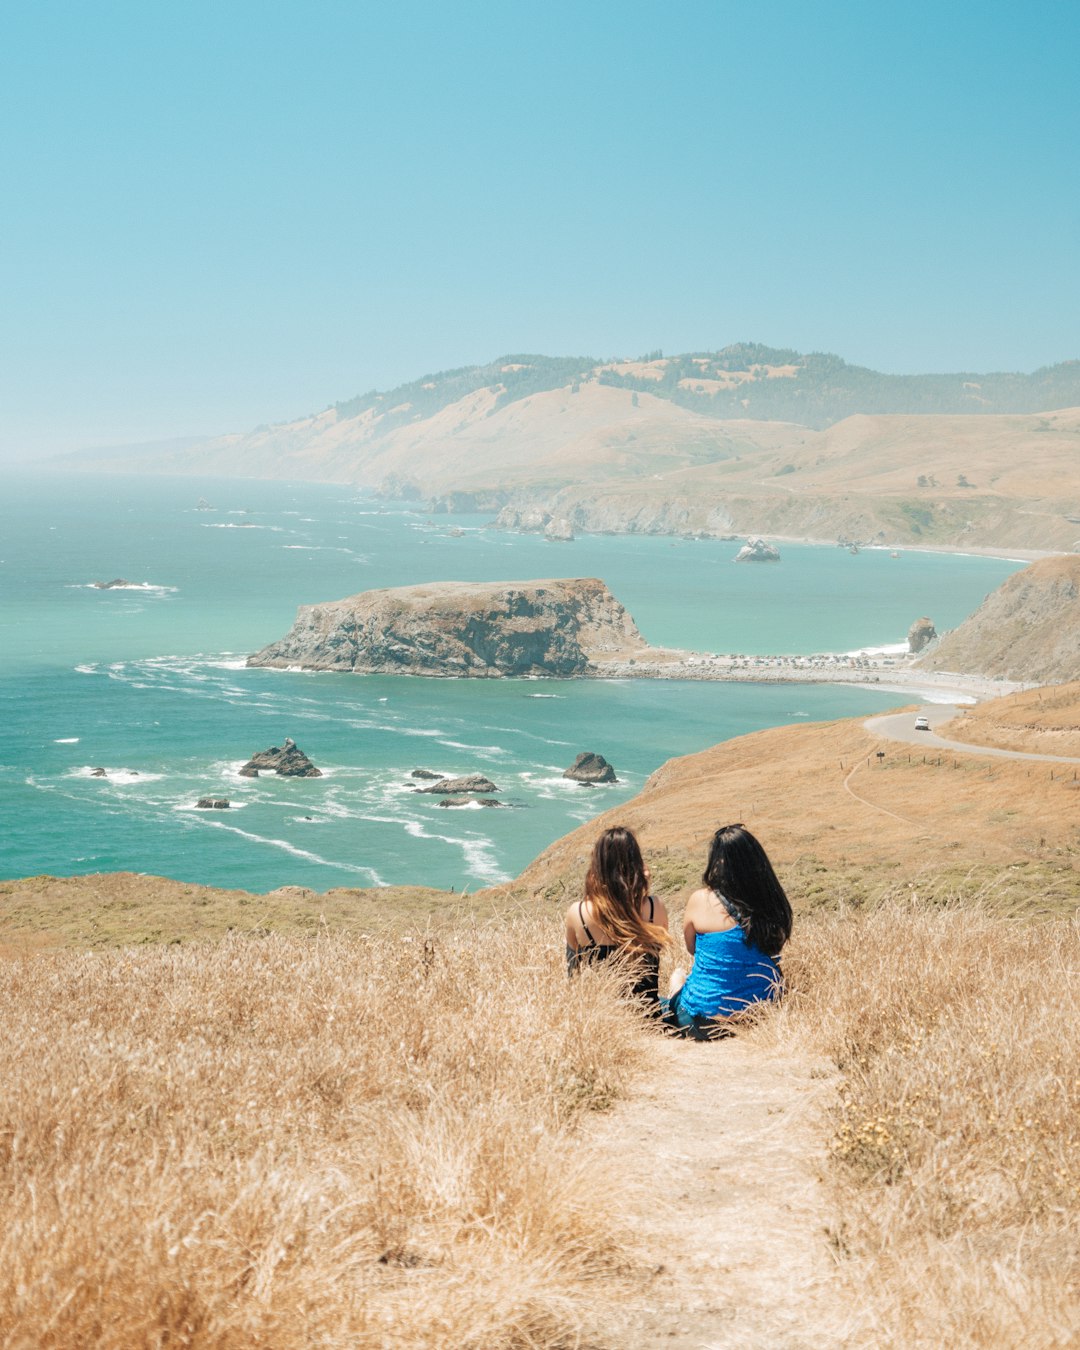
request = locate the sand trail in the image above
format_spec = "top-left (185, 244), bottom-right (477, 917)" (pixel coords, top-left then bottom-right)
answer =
top-left (593, 1036), bottom-right (848, 1349)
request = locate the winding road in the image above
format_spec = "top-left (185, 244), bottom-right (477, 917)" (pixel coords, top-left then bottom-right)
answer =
top-left (865, 704), bottom-right (1080, 765)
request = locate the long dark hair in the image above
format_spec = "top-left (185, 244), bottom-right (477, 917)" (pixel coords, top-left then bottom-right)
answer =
top-left (703, 824), bottom-right (792, 957)
top-left (584, 826), bottom-right (669, 954)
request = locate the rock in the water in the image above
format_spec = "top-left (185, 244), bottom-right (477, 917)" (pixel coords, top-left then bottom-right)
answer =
top-left (544, 518), bottom-right (575, 542)
top-left (410, 769), bottom-right (444, 779)
top-left (907, 616), bottom-right (938, 653)
top-left (437, 795), bottom-right (504, 808)
top-left (493, 505), bottom-right (552, 533)
top-left (239, 738), bottom-right (322, 778)
top-left (92, 578), bottom-right (133, 589)
top-left (196, 797), bottom-right (231, 809)
top-left (247, 578), bottom-right (646, 678)
top-left (563, 752), bottom-right (617, 783)
top-left (419, 775), bottom-right (500, 795)
top-left (733, 537), bottom-right (781, 563)
top-left (90, 767), bottom-right (107, 777)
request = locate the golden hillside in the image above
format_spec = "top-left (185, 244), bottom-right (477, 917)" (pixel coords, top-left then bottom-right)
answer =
top-left (917, 554), bottom-right (1080, 683)
top-left (939, 680), bottom-right (1080, 756)
top-left (75, 351), bottom-right (1080, 550)
top-left (516, 692), bottom-right (1080, 914)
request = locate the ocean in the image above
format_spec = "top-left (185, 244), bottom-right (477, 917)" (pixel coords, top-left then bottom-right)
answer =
top-left (0, 472), bottom-right (1020, 892)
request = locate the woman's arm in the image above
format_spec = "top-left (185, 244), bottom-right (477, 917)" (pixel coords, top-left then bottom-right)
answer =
top-left (564, 903), bottom-right (581, 952)
top-left (682, 889), bottom-right (703, 956)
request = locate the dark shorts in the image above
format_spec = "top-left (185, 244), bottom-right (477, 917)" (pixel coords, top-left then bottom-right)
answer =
top-left (659, 988), bottom-right (735, 1041)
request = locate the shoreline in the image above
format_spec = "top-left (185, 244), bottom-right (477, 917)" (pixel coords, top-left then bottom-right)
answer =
top-left (586, 648), bottom-right (1027, 704)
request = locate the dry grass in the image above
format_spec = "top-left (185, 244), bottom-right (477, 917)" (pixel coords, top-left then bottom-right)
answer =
top-left (0, 919), bottom-right (647, 1348)
top-left (748, 893), bottom-right (1080, 1348)
top-left (941, 680), bottom-right (1080, 758)
top-left (518, 712), bottom-right (1080, 914)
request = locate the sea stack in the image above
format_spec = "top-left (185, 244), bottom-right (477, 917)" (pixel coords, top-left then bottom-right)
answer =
top-left (563, 752), bottom-right (617, 783)
top-left (239, 739), bottom-right (322, 778)
top-left (247, 578), bottom-right (647, 678)
top-left (734, 538), bottom-right (781, 563)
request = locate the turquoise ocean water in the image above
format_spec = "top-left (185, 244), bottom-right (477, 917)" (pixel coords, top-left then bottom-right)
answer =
top-left (0, 473), bottom-right (1020, 892)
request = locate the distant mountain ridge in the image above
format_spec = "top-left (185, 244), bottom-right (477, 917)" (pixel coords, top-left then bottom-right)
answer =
top-left (64, 345), bottom-right (1080, 553)
top-left (328, 345), bottom-right (1080, 433)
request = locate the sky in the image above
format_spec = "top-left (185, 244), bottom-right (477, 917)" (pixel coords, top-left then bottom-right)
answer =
top-left (1, 0), bottom-right (1078, 461)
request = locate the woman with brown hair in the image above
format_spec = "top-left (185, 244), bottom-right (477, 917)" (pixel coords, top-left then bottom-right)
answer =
top-left (565, 825), bottom-right (670, 1006)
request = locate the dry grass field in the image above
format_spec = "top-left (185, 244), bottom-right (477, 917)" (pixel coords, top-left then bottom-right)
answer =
top-left (940, 680), bottom-right (1080, 758)
top-left (761, 899), bottom-right (1080, 1348)
top-left (0, 920), bottom-right (647, 1348)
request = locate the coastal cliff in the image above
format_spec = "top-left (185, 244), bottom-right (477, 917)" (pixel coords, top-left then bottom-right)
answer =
top-left (247, 577), bottom-right (647, 677)
top-left (916, 555), bottom-right (1080, 684)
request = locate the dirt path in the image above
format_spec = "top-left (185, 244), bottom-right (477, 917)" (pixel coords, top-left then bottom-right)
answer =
top-left (593, 1036), bottom-right (849, 1349)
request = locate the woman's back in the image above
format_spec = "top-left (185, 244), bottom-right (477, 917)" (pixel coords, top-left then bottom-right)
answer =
top-left (566, 894), bottom-right (667, 1003)
top-left (677, 914), bottom-right (781, 1019)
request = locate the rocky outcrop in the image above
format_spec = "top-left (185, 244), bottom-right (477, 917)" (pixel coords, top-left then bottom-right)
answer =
top-left (92, 578), bottom-right (133, 589)
top-left (248, 578), bottom-right (647, 678)
top-left (494, 506), bottom-right (551, 532)
top-left (734, 537), bottom-right (781, 563)
top-left (907, 617), bottom-right (937, 653)
top-left (544, 518), bottom-right (575, 542)
top-left (239, 738), bottom-right (322, 778)
top-left (410, 769), bottom-right (443, 780)
top-left (563, 752), bottom-right (617, 783)
top-left (418, 775), bottom-right (500, 795)
top-left (916, 556), bottom-right (1080, 684)
top-left (196, 797), bottom-right (231, 809)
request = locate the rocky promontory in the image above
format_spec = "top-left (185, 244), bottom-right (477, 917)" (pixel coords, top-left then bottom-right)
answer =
top-left (248, 579), bottom-right (647, 677)
top-left (915, 555), bottom-right (1080, 684)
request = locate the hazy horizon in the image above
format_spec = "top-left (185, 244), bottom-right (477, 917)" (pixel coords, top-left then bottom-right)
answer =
top-left (2, 1), bottom-right (1077, 464)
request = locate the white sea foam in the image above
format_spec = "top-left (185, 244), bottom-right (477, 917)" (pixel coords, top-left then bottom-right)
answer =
top-left (175, 800), bottom-right (248, 811)
top-left (436, 739), bottom-right (509, 756)
top-left (71, 766), bottom-right (165, 784)
top-left (54, 737), bottom-right (80, 743)
top-left (73, 663), bottom-right (99, 674)
top-left (843, 641), bottom-right (909, 657)
top-left (199, 522), bottom-right (285, 531)
top-left (401, 819), bottom-right (510, 883)
top-left (195, 819), bottom-right (384, 884)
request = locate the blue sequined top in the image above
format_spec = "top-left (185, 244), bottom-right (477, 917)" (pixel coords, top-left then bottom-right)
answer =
top-left (677, 924), bottom-right (781, 1019)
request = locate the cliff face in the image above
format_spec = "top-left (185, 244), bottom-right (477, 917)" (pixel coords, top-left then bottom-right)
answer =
top-left (247, 578), bottom-right (647, 677)
top-left (916, 555), bottom-right (1080, 683)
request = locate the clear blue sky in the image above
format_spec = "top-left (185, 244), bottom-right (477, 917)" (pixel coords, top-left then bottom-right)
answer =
top-left (2, 0), bottom-right (1078, 460)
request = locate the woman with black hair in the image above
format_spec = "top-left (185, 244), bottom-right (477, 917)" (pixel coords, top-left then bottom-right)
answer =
top-left (665, 824), bottom-right (792, 1037)
top-left (565, 825), bottom-right (670, 1007)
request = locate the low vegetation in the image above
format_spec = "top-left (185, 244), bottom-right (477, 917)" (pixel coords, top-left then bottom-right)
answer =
top-left (758, 895), bottom-right (1080, 1347)
top-left (0, 920), bottom-right (644, 1348)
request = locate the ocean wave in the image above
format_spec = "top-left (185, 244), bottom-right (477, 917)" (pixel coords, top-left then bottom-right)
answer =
top-left (436, 739), bottom-right (509, 756)
top-left (54, 737), bottom-right (80, 743)
top-left (74, 664), bottom-right (98, 674)
top-left (195, 819), bottom-right (385, 884)
top-left (401, 819), bottom-right (510, 884)
top-left (71, 766), bottom-right (165, 784)
top-left (199, 522), bottom-right (286, 532)
top-left (76, 581), bottom-right (178, 594)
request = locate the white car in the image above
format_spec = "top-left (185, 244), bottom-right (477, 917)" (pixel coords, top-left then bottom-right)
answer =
top-left (914, 716), bottom-right (931, 731)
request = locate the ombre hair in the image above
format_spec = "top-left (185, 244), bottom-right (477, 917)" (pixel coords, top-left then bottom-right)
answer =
top-left (584, 826), bottom-right (670, 954)
top-left (702, 824), bottom-right (792, 957)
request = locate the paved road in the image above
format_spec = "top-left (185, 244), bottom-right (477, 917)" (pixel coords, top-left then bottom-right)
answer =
top-left (865, 705), bottom-right (1080, 765)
